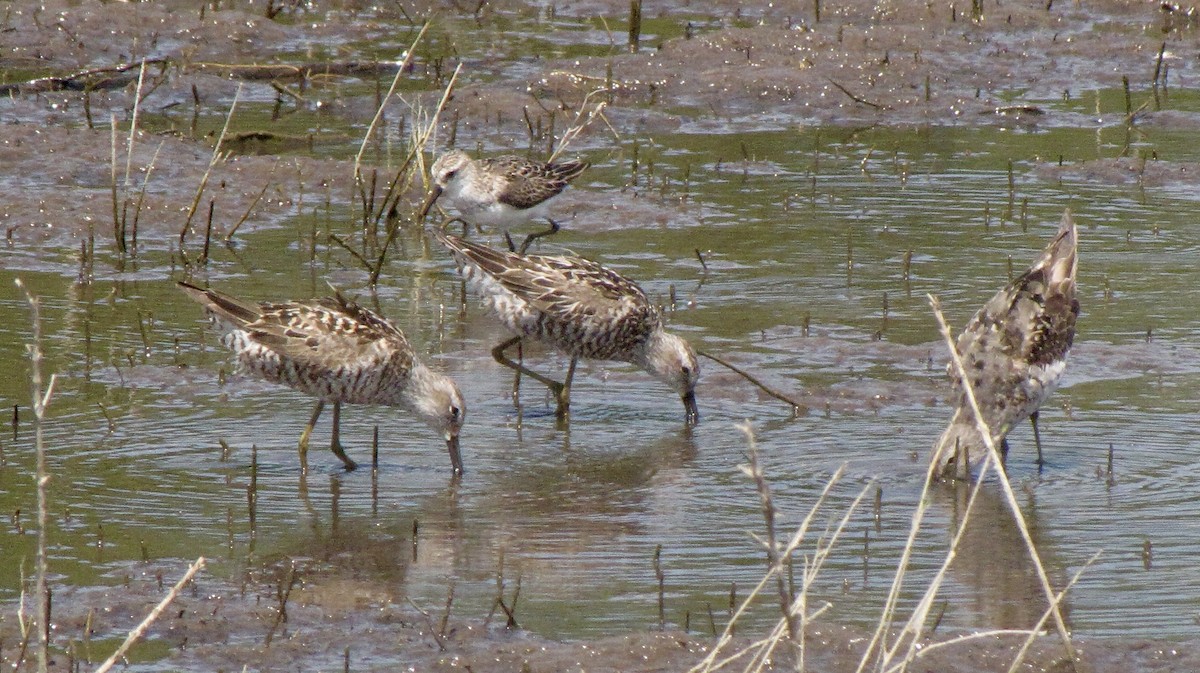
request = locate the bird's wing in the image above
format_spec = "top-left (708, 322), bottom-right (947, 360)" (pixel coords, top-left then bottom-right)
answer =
top-left (435, 231), bottom-right (654, 326)
top-left (484, 155), bottom-right (589, 209)
top-left (955, 212), bottom-right (1079, 374)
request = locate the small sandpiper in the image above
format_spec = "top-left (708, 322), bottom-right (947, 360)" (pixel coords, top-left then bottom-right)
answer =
top-left (432, 230), bottom-right (700, 424)
top-left (933, 210), bottom-right (1079, 480)
top-left (179, 282), bottom-right (466, 474)
top-left (418, 149), bottom-right (589, 254)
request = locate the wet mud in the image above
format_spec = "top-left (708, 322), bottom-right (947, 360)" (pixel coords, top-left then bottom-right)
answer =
top-left (1, 556), bottom-right (1196, 673)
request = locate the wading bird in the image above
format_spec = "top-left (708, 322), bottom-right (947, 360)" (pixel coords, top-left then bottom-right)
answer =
top-left (933, 210), bottom-right (1079, 480)
top-left (418, 150), bottom-right (589, 253)
top-left (432, 231), bottom-right (699, 424)
top-left (179, 282), bottom-right (466, 474)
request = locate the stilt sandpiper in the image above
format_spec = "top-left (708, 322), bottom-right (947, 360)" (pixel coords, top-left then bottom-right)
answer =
top-left (179, 281), bottom-right (466, 474)
top-left (933, 210), bottom-right (1079, 480)
top-left (418, 150), bottom-right (589, 254)
top-left (432, 230), bottom-right (700, 424)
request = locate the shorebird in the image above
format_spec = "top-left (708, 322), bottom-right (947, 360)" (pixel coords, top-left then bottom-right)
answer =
top-left (417, 150), bottom-right (589, 254)
top-left (178, 282), bottom-right (466, 474)
top-left (933, 210), bottom-right (1079, 480)
top-left (432, 230), bottom-right (700, 424)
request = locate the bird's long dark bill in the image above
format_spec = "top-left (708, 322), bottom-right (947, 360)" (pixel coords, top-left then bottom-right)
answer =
top-left (683, 391), bottom-right (700, 426)
top-left (416, 185), bottom-right (443, 222)
top-left (446, 434), bottom-right (463, 475)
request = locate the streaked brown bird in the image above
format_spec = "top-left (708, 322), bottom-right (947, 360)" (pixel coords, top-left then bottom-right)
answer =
top-left (432, 230), bottom-right (700, 424)
top-left (933, 210), bottom-right (1079, 480)
top-left (179, 281), bottom-right (466, 474)
top-left (418, 149), bottom-right (589, 253)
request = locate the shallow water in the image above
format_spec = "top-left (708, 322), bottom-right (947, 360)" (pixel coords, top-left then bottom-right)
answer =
top-left (2, 120), bottom-right (1199, 647)
top-left (3, 2), bottom-right (1200, 669)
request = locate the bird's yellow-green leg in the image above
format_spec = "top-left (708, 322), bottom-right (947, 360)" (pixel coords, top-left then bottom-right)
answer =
top-left (297, 400), bottom-right (325, 473)
top-left (329, 401), bottom-right (358, 471)
top-left (1030, 410), bottom-right (1045, 467)
top-left (492, 335), bottom-right (570, 419)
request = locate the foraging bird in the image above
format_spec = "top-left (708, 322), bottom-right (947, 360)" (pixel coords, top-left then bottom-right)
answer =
top-left (933, 210), bottom-right (1079, 480)
top-left (418, 149), bottom-right (589, 253)
top-left (432, 230), bottom-right (700, 424)
top-left (178, 281), bottom-right (466, 474)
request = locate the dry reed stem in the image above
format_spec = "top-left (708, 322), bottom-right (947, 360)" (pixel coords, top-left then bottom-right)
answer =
top-left (698, 350), bottom-right (805, 414)
top-left (872, 461), bottom-right (999, 671)
top-left (852, 418), bottom-right (959, 673)
top-left (93, 557), bottom-right (206, 673)
top-left (747, 470), bottom-right (869, 673)
top-left (131, 140), bottom-right (167, 250)
top-left (353, 21), bottom-right (429, 177)
top-left (15, 278), bottom-right (57, 673)
top-left (410, 62), bottom-right (463, 185)
top-left (546, 87), bottom-right (618, 163)
top-left (124, 59), bottom-right (148, 186)
top-left (225, 159), bottom-right (279, 244)
top-left (737, 424), bottom-right (794, 639)
top-left (691, 430), bottom-right (866, 673)
top-left (897, 629), bottom-right (1040, 660)
top-left (14, 563), bottom-right (33, 671)
top-left (109, 114), bottom-right (122, 254)
top-left (180, 84), bottom-right (241, 261)
top-left (1000, 551), bottom-right (1099, 673)
top-left (363, 63), bottom-right (461, 285)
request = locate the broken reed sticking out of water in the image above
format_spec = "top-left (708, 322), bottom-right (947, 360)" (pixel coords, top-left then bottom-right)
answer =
top-left (14, 278), bottom-right (56, 673)
top-left (93, 558), bottom-right (206, 673)
top-left (692, 296), bottom-right (1092, 673)
top-left (696, 350), bottom-right (805, 416)
top-left (107, 59), bottom-right (167, 262)
top-left (179, 83), bottom-right (242, 267)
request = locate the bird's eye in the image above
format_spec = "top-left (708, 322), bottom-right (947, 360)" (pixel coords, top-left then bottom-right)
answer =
top-left (450, 405), bottom-right (461, 419)
top-left (445, 169), bottom-right (458, 180)
top-left (682, 366), bottom-right (692, 376)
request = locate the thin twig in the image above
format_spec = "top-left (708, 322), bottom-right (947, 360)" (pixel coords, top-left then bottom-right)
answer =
top-left (225, 160), bottom-right (279, 244)
top-left (546, 87), bottom-right (617, 163)
top-left (826, 78), bottom-right (886, 110)
top-left (180, 84), bottom-right (241, 264)
top-left (1001, 551), bottom-right (1100, 673)
top-left (124, 59), bottom-right (147, 186)
top-left (697, 350), bottom-right (805, 414)
top-left (738, 425), bottom-right (795, 640)
top-left (367, 63), bottom-right (462, 286)
top-left (353, 21), bottom-right (429, 176)
top-left (93, 557), bottom-right (206, 673)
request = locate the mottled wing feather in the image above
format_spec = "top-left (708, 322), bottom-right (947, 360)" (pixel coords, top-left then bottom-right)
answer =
top-left (246, 296), bottom-right (412, 373)
top-left (435, 231), bottom-right (655, 327)
top-left (483, 155), bottom-right (589, 209)
top-left (949, 216), bottom-right (1079, 433)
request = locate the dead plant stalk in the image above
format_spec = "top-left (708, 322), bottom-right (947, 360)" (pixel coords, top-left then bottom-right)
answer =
top-left (93, 557), bottom-right (206, 673)
top-left (925, 294), bottom-right (1076, 667)
top-left (353, 20), bottom-right (430, 178)
top-left (690, 432), bottom-right (870, 673)
top-left (15, 278), bottom-right (58, 673)
top-left (180, 84), bottom-right (242, 263)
